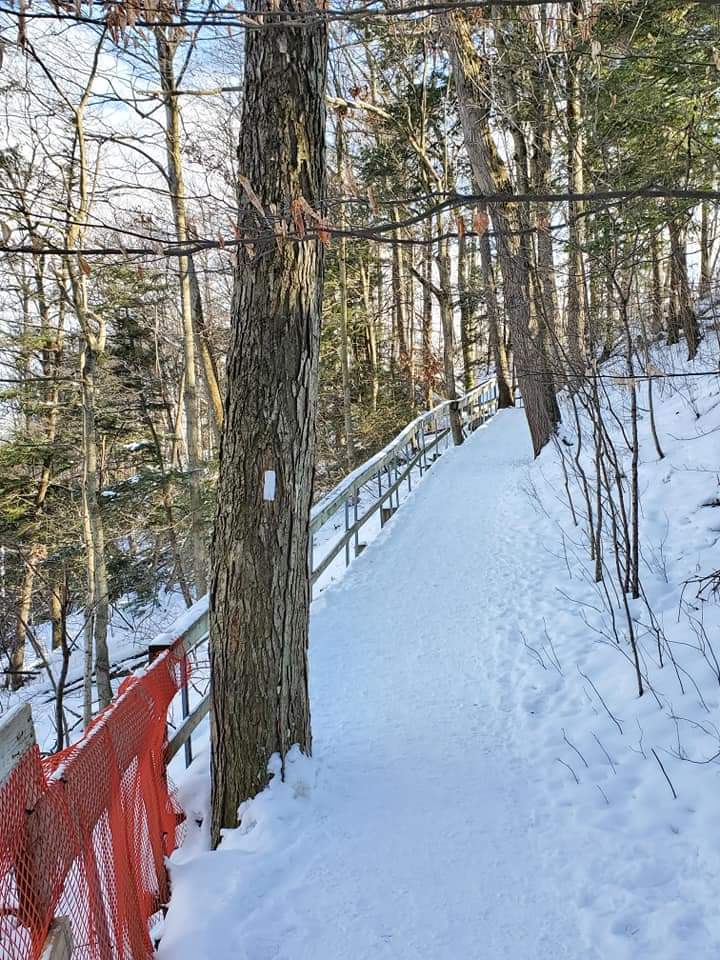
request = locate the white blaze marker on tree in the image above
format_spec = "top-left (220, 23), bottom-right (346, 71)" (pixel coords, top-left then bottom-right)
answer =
top-left (263, 470), bottom-right (277, 502)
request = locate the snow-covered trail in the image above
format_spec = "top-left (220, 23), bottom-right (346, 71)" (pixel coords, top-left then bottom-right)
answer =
top-left (161, 409), bottom-right (597, 960)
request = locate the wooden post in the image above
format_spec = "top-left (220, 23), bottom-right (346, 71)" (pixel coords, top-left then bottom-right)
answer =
top-left (0, 702), bottom-right (36, 790)
top-left (40, 918), bottom-right (73, 960)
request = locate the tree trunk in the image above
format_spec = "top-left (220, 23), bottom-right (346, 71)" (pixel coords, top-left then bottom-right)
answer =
top-left (478, 216), bottom-right (513, 408)
top-left (406, 260), bottom-right (416, 404)
top-left (360, 258), bottom-right (379, 411)
top-left (422, 222), bottom-right (434, 407)
top-left (10, 554), bottom-right (36, 687)
top-left (566, 1), bottom-right (588, 371)
top-left (210, 0), bottom-right (327, 846)
top-left (528, 23), bottom-right (560, 366)
top-left (650, 230), bottom-right (664, 336)
top-left (188, 255), bottom-right (225, 435)
top-left (700, 199), bottom-right (711, 301)
top-left (338, 233), bottom-right (354, 471)
top-left (436, 228), bottom-right (464, 445)
top-left (391, 209), bottom-right (409, 382)
top-left (458, 229), bottom-right (475, 391)
top-left (157, 33), bottom-right (209, 596)
top-left (50, 579), bottom-right (63, 651)
top-left (80, 344), bottom-right (113, 710)
top-left (134, 355), bottom-right (195, 609)
top-left (336, 116), bottom-right (354, 471)
top-left (444, 11), bottom-right (557, 454)
top-left (667, 212), bottom-right (700, 359)
top-left (412, 227), bottom-right (463, 443)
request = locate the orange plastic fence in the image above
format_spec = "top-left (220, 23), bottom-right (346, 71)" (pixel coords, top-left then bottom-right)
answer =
top-left (0, 644), bottom-right (188, 959)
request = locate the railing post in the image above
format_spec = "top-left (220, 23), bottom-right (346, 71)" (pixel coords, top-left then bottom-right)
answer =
top-left (181, 663), bottom-right (192, 768)
top-left (353, 493), bottom-right (359, 556)
top-left (344, 498), bottom-right (351, 567)
top-left (148, 641), bottom-right (192, 767)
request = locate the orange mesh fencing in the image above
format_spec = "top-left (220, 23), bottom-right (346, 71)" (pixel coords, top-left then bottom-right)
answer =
top-left (0, 644), bottom-right (189, 959)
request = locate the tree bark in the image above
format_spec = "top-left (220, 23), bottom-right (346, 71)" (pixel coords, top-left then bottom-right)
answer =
top-left (478, 215), bottom-right (513, 408)
top-left (667, 212), bottom-right (700, 359)
top-left (458, 229), bottom-right (475, 391)
top-left (360, 258), bottom-right (379, 411)
top-left (650, 229), bottom-right (664, 336)
top-left (391, 207), bottom-right (409, 383)
top-left (700, 199), bottom-right (711, 301)
top-left (210, 0), bottom-right (327, 846)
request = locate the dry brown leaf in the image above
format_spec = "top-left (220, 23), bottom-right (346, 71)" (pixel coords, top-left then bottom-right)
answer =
top-left (473, 210), bottom-right (490, 236)
top-left (317, 220), bottom-right (331, 247)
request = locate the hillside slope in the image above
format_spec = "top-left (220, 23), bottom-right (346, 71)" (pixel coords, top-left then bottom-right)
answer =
top-left (159, 333), bottom-right (720, 959)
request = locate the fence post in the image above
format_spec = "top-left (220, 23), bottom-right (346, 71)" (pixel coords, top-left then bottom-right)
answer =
top-left (40, 918), bottom-right (73, 960)
top-left (0, 702), bottom-right (35, 790)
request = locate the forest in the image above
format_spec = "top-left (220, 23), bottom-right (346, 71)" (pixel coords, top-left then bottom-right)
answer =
top-left (1, 1), bottom-right (720, 957)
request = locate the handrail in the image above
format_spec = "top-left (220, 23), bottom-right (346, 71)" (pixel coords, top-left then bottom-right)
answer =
top-left (159, 376), bottom-right (499, 765)
top-left (309, 376), bottom-right (496, 532)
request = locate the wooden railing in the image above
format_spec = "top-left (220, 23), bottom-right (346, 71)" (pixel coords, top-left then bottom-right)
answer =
top-left (156, 377), bottom-right (500, 766)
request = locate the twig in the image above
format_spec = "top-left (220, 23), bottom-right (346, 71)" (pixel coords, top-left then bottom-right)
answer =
top-left (651, 748), bottom-right (678, 799)
top-left (577, 665), bottom-right (624, 734)
top-left (591, 733), bottom-right (617, 774)
top-left (562, 728), bottom-right (589, 768)
top-left (556, 757), bottom-right (580, 785)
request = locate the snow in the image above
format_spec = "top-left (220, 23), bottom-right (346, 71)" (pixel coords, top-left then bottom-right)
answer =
top-left (153, 594), bottom-right (209, 648)
top-left (309, 425), bottom-right (452, 595)
top-left (162, 411), bottom-right (592, 960)
top-left (0, 589), bottom-right (190, 753)
top-left (159, 334), bottom-right (720, 958)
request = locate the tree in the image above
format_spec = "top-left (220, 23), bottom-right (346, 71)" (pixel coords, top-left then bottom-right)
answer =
top-left (443, 11), bottom-right (559, 456)
top-left (209, 0), bottom-right (328, 845)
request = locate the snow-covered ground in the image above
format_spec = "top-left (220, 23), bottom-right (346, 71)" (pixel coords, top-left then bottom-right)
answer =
top-left (156, 337), bottom-right (720, 960)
